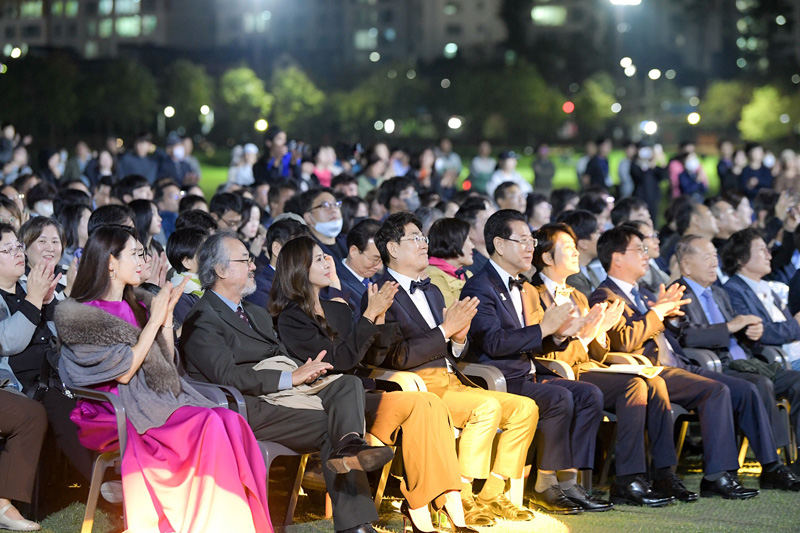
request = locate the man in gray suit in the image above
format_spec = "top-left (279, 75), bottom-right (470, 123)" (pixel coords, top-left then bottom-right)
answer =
top-left (180, 231), bottom-right (393, 533)
top-left (670, 234), bottom-right (800, 489)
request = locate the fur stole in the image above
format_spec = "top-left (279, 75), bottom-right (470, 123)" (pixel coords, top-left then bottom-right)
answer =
top-left (54, 295), bottom-right (181, 396)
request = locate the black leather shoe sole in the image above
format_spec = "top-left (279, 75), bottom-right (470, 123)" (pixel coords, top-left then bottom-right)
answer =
top-left (699, 489), bottom-right (759, 500)
top-left (610, 495), bottom-right (674, 507)
top-left (760, 477), bottom-right (800, 491)
top-left (569, 499), bottom-right (614, 512)
top-left (528, 501), bottom-right (583, 515)
top-left (326, 447), bottom-right (394, 473)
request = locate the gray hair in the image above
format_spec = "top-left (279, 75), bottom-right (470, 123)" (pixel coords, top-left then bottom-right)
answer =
top-left (197, 230), bottom-right (239, 290)
top-left (674, 234), bottom-right (704, 265)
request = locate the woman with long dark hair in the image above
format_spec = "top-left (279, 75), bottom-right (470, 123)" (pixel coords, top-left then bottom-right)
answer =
top-left (270, 236), bottom-right (478, 533)
top-left (129, 199), bottom-right (163, 254)
top-left (56, 202), bottom-right (90, 269)
top-left (55, 225), bottom-right (272, 533)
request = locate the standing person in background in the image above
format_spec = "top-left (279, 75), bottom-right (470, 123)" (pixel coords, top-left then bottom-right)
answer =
top-left (469, 140), bottom-right (496, 195)
top-left (575, 140), bottom-right (596, 184)
top-left (717, 140), bottom-right (735, 183)
top-left (668, 141), bottom-right (707, 200)
top-left (741, 143), bottom-right (773, 200)
top-left (253, 126), bottom-right (298, 185)
top-left (63, 141), bottom-right (93, 186)
top-left (532, 143), bottom-right (555, 197)
top-left (583, 138), bottom-right (612, 191)
top-left (435, 137), bottom-right (462, 187)
top-left (486, 152), bottom-right (531, 200)
top-left (117, 133), bottom-right (158, 184)
top-left (617, 141), bottom-right (636, 199)
top-left (228, 144), bottom-right (258, 187)
top-left (721, 149), bottom-right (748, 194)
top-left (182, 138), bottom-right (202, 184)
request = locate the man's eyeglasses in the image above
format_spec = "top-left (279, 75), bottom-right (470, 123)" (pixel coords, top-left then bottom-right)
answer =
top-left (643, 232), bottom-right (659, 240)
top-left (309, 201), bottom-right (342, 213)
top-left (504, 237), bottom-right (537, 248)
top-left (400, 235), bottom-right (429, 246)
top-left (624, 246), bottom-right (649, 256)
top-left (220, 217), bottom-right (243, 229)
top-left (230, 257), bottom-right (255, 266)
top-left (0, 242), bottom-right (24, 256)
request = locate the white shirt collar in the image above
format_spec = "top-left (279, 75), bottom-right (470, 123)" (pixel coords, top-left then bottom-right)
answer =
top-left (737, 273), bottom-right (765, 295)
top-left (342, 257), bottom-right (364, 282)
top-left (608, 274), bottom-right (637, 298)
top-left (489, 259), bottom-right (519, 291)
top-left (538, 272), bottom-right (566, 298)
top-left (387, 267), bottom-right (420, 293)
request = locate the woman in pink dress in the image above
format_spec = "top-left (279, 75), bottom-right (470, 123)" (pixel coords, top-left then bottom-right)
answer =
top-left (54, 225), bottom-right (272, 533)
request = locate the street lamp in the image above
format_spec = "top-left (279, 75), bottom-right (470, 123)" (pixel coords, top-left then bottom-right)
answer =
top-left (200, 105), bottom-right (210, 115)
top-left (254, 119), bottom-right (268, 132)
top-left (164, 106), bottom-right (175, 118)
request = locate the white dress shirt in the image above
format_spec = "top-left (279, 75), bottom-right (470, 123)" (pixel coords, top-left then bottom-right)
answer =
top-left (342, 257), bottom-right (365, 283)
top-left (489, 259), bottom-right (524, 326)
top-left (737, 274), bottom-right (800, 363)
top-left (387, 268), bottom-right (465, 370)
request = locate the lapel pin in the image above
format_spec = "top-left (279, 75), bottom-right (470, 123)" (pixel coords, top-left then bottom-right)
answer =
top-left (500, 293), bottom-right (507, 301)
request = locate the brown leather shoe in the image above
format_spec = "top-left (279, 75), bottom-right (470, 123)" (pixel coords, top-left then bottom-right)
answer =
top-left (460, 496), bottom-right (495, 527)
top-left (475, 492), bottom-right (535, 521)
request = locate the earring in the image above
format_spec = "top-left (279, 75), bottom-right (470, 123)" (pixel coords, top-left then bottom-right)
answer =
top-left (110, 269), bottom-right (116, 280)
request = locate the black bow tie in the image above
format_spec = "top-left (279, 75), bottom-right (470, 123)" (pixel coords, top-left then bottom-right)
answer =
top-left (454, 267), bottom-right (467, 280)
top-left (508, 277), bottom-right (525, 292)
top-left (410, 278), bottom-right (431, 294)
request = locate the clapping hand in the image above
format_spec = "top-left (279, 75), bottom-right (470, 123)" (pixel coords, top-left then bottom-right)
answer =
top-left (363, 281), bottom-right (399, 323)
top-left (292, 351), bottom-right (333, 386)
top-left (442, 296), bottom-right (480, 343)
top-left (649, 284), bottom-right (691, 317)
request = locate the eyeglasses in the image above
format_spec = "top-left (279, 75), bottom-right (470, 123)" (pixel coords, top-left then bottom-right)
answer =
top-left (230, 256), bottom-right (255, 266)
top-left (643, 232), bottom-right (659, 240)
top-left (624, 246), bottom-right (649, 256)
top-left (399, 235), bottom-right (429, 246)
top-left (220, 217), bottom-right (243, 228)
top-left (0, 217), bottom-right (16, 225)
top-left (136, 250), bottom-right (152, 263)
top-left (360, 252), bottom-right (383, 265)
top-left (309, 201), bottom-right (342, 212)
top-left (504, 237), bottom-right (537, 248)
top-left (0, 242), bottom-right (24, 256)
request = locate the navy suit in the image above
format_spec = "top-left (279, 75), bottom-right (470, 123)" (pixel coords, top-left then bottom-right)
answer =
top-left (677, 278), bottom-right (800, 454)
top-left (465, 249), bottom-right (489, 277)
top-left (590, 278), bottom-right (742, 475)
top-left (723, 274), bottom-right (800, 346)
top-left (334, 260), bottom-right (371, 313)
top-left (461, 264), bottom-right (603, 471)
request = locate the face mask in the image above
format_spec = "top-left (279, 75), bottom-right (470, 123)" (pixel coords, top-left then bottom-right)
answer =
top-left (685, 156), bottom-right (700, 173)
top-left (35, 201), bottom-right (54, 217)
top-left (404, 195), bottom-right (421, 212)
top-left (314, 218), bottom-right (343, 238)
top-left (763, 153), bottom-right (776, 169)
top-left (172, 145), bottom-right (185, 160)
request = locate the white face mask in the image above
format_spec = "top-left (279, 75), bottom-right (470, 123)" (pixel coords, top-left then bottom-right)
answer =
top-left (685, 156), bottom-right (700, 173)
top-left (314, 218), bottom-right (343, 238)
top-left (35, 201), bottom-right (54, 217)
top-left (172, 145), bottom-right (185, 160)
top-left (763, 153), bottom-right (776, 169)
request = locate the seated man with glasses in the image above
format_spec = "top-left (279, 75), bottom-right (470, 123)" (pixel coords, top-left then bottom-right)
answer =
top-left (209, 192), bottom-right (244, 231)
top-left (366, 212), bottom-right (538, 526)
top-left (461, 210), bottom-right (610, 514)
top-left (330, 219), bottom-right (383, 312)
top-left (589, 225), bottom-right (760, 501)
top-left (621, 220), bottom-right (671, 294)
top-left (297, 188), bottom-right (347, 262)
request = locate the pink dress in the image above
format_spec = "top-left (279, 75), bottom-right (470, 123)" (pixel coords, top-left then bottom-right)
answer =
top-left (70, 300), bottom-right (272, 533)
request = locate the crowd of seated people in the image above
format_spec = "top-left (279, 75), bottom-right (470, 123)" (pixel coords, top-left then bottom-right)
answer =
top-left (3, 124), bottom-right (800, 533)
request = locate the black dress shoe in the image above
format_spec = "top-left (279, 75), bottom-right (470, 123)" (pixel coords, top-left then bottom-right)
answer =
top-left (326, 434), bottom-right (394, 474)
top-left (760, 465), bottom-right (800, 491)
top-left (336, 523), bottom-right (377, 533)
top-left (563, 484), bottom-right (614, 512)
top-left (610, 477), bottom-right (675, 507)
top-left (652, 472), bottom-right (699, 502)
top-left (529, 485), bottom-right (583, 515)
top-left (699, 472), bottom-right (760, 500)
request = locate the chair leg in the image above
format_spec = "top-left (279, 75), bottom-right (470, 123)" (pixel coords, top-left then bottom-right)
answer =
top-left (599, 424), bottom-right (616, 487)
top-left (738, 437), bottom-right (749, 467)
top-left (285, 454), bottom-right (309, 526)
top-left (82, 452), bottom-right (118, 533)
top-left (674, 421), bottom-right (689, 461)
top-left (373, 452), bottom-right (395, 513)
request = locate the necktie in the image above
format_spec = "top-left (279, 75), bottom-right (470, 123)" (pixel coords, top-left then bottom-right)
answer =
top-left (236, 306), bottom-right (251, 327)
top-left (508, 277), bottom-right (525, 292)
top-left (361, 278), bottom-right (370, 289)
top-left (409, 278), bottom-right (431, 294)
top-left (630, 286), bottom-right (648, 314)
top-left (454, 267), bottom-right (467, 280)
top-left (701, 289), bottom-right (748, 361)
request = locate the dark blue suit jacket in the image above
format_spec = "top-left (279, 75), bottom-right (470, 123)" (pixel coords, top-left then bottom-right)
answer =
top-left (460, 262), bottom-right (556, 380)
top-left (327, 259), bottom-right (370, 314)
top-left (589, 278), bottom-right (689, 367)
top-left (466, 249), bottom-right (489, 276)
top-left (723, 274), bottom-right (800, 345)
top-left (245, 263), bottom-right (275, 309)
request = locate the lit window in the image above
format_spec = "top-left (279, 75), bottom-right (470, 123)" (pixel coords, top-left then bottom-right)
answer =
top-left (116, 15), bottom-right (141, 37)
top-left (243, 13), bottom-right (255, 33)
top-left (443, 2), bottom-right (458, 15)
top-left (87, 20), bottom-right (97, 37)
top-left (98, 0), bottom-right (113, 16)
top-left (99, 18), bottom-right (113, 38)
top-left (20, 1), bottom-right (43, 19)
top-left (65, 1), bottom-right (78, 17)
top-left (354, 29), bottom-right (377, 50)
top-left (142, 15), bottom-right (156, 35)
top-left (85, 40), bottom-right (98, 59)
top-left (530, 6), bottom-right (567, 26)
top-left (51, 1), bottom-right (63, 16)
top-left (115, 0), bottom-right (140, 15)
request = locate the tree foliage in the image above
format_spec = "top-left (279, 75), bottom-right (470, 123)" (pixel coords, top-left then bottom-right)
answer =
top-left (162, 60), bottom-right (214, 135)
top-left (738, 85), bottom-right (792, 142)
top-left (269, 65), bottom-right (326, 139)
top-left (218, 66), bottom-right (274, 142)
top-left (701, 81), bottom-right (753, 135)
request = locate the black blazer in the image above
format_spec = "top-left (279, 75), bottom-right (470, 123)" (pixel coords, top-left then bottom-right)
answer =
top-left (362, 270), bottom-right (471, 381)
top-left (669, 277), bottom-right (755, 363)
top-left (328, 260), bottom-right (370, 314)
top-left (180, 291), bottom-right (292, 418)
top-left (276, 299), bottom-right (396, 375)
